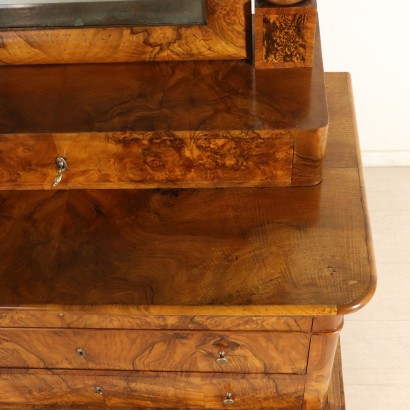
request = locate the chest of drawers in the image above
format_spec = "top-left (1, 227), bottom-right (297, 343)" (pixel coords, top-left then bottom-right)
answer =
top-left (0, 72), bottom-right (375, 409)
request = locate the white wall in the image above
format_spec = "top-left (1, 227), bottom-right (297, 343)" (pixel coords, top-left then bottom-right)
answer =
top-left (318, 0), bottom-right (410, 166)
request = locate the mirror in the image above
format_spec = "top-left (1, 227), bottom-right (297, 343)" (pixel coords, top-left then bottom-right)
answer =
top-left (0, 0), bottom-right (207, 29)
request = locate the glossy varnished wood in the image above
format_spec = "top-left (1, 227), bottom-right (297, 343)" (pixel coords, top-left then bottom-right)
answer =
top-left (0, 74), bottom-right (374, 317)
top-left (0, 38), bottom-right (328, 188)
top-left (0, 132), bottom-right (295, 189)
top-left (327, 343), bottom-right (346, 410)
top-left (0, 41), bottom-right (326, 134)
top-left (303, 316), bottom-right (343, 409)
top-left (0, 328), bottom-right (310, 374)
top-left (255, 0), bottom-right (317, 69)
top-left (0, 369), bottom-right (305, 409)
top-left (0, 0), bottom-right (250, 65)
top-left (0, 168), bottom-right (367, 312)
top-left (0, 74), bottom-right (374, 409)
top-left (0, 310), bottom-right (312, 331)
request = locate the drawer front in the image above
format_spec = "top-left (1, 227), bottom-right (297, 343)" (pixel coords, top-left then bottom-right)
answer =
top-left (0, 369), bottom-right (305, 409)
top-left (0, 329), bottom-right (309, 374)
top-left (0, 132), bottom-right (294, 189)
top-left (0, 135), bottom-right (58, 187)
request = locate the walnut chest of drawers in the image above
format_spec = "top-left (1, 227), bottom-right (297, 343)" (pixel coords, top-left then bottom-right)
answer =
top-left (0, 73), bottom-right (375, 409)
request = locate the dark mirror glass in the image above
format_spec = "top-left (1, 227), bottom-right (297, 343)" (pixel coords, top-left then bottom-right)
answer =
top-left (0, 0), bottom-right (207, 29)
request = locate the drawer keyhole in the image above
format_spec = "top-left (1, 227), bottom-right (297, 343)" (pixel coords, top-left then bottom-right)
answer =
top-left (75, 347), bottom-right (86, 358)
top-left (95, 386), bottom-right (104, 395)
top-left (223, 393), bottom-right (235, 405)
top-left (216, 351), bottom-right (228, 365)
top-left (53, 156), bottom-right (68, 187)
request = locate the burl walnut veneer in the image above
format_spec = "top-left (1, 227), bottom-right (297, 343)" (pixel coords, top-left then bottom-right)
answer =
top-left (0, 0), bottom-right (251, 65)
top-left (255, 0), bottom-right (318, 69)
top-left (0, 74), bottom-right (375, 409)
top-left (0, 30), bottom-right (328, 189)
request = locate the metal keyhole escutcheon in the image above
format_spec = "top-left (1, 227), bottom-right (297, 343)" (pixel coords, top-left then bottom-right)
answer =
top-left (216, 351), bottom-right (228, 365)
top-left (53, 156), bottom-right (68, 187)
top-left (95, 386), bottom-right (104, 395)
top-left (75, 347), bottom-right (86, 358)
top-left (223, 393), bottom-right (235, 405)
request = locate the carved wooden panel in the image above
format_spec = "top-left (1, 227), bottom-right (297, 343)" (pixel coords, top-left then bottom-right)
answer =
top-left (255, 0), bottom-right (317, 69)
top-left (0, 0), bottom-right (251, 65)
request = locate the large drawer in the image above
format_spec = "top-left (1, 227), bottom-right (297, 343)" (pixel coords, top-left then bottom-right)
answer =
top-left (0, 329), bottom-right (310, 374)
top-left (0, 369), bottom-right (305, 409)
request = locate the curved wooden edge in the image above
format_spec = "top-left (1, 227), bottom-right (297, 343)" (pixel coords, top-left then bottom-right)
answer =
top-left (312, 316), bottom-right (344, 335)
top-left (291, 125), bottom-right (329, 186)
top-left (336, 73), bottom-right (377, 316)
top-left (0, 304), bottom-right (337, 317)
top-left (327, 341), bottom-right (346, 410)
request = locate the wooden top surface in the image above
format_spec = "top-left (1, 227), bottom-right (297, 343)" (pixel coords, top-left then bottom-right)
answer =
top-left (0, 73), bottom-right (375, 316)
top-left (0, 37), bottom-right (327, 134)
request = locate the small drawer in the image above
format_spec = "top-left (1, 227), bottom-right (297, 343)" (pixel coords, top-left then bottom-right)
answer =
top-left (0, 369), bottom-right (306, 409)
top-left (0, 328), bottom-right (310, 374)
top-left (0, 132), bottom-right (295, 189)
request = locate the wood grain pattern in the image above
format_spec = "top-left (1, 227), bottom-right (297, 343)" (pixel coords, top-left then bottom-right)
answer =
top-left (255, 0), bottom-right (317, 69)
top-left (0, 310), bottom-right (312, 331)
top-left (312, 316), bottom-right (344, 334)
top-left (335, 74), bottom-right (377, 315)
top-left (0, 75), bottom-right (374, 410)
top-left (327, 342), bottom-right (346, 410)
top-left (0, 132), bottom-right (294, 189)
top-left (0, 40), bottom-right (328, 188)
top-left (0, 369), bottom-right (305, 409)
top-left (0, 0), bottom-right (251, 65)
top-left (303, 317), bottom-right (342, 410)
top-left (0, 38), bottom-right (327, 136)
top-left (0, 168), bottom-right (369, 313)
top-left (0, 328), bottom-right (309, 374)
top-left (0, 74), bottom-right (373, 318)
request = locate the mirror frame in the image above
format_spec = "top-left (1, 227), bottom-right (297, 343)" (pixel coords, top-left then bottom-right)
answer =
top-left (0, 0), bottom-right (251, 65)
